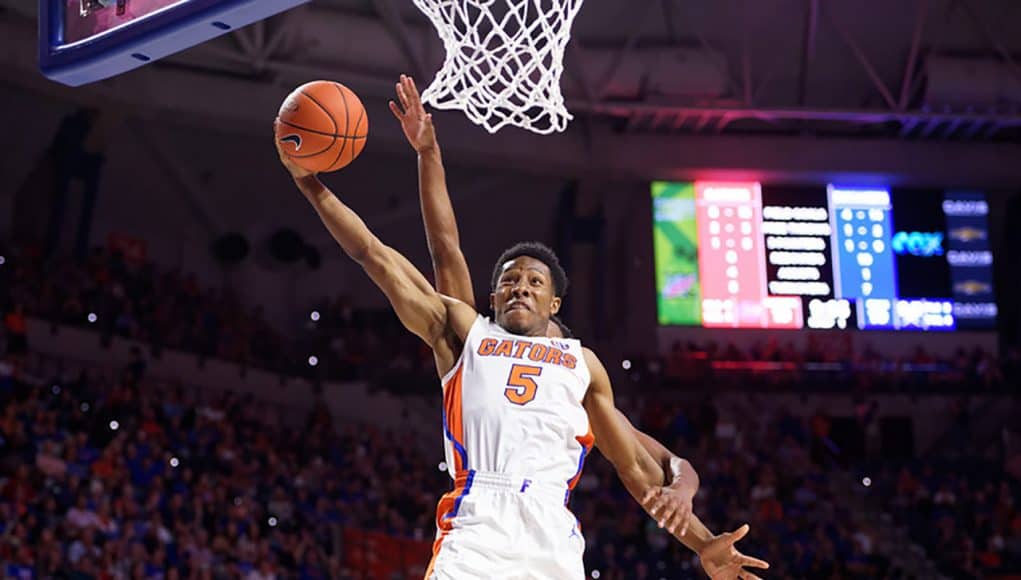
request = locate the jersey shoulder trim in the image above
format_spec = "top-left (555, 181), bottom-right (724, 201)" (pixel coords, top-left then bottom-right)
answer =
top-left (439, 314), bottom-right (485, 385)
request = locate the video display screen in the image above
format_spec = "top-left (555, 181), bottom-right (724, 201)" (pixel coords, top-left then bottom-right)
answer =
top-left (64, 0), bottom-right (187, 44)
top-left (652, 181), bottom-right (997, 331)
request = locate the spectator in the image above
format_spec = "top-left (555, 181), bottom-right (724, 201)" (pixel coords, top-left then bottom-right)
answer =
top-left (2, 303), bottom-right (28, 359)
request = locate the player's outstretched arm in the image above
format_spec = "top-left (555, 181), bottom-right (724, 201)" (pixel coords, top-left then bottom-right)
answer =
top-left (389, 74), bottom-right (475, 306)
top-left (275, 130), bottom-right (449, 347)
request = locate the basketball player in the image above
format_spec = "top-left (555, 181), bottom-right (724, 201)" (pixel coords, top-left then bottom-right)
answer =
top-left (274, 98), bottom-right (762, 580)
top-left (389, 73), bottom-right (769, 579)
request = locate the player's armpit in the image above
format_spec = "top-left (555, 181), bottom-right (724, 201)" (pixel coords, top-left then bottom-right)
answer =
top-left (582, 348), bottom-right (666, 499)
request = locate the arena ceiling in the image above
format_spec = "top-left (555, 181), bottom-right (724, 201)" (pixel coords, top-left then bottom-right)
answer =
top-left (1, 0), bottom-right (1021, 179)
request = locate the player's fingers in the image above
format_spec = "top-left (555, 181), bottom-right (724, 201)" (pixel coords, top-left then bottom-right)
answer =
top-left (272, 125), bottom-right (286, 155)
top-left (739, 555), bottom-right (769, 569)
top-left (738, 572), bottom-right (762, 580)
top-left (649, 495), bottom-right (668, 520)
top-left (408, 77), bottom-right (427, 112)
top-left (725, 524), bottom-right (750, 544)
top-left (388, 100), bottom-right (404, 120)
top-left (404, 75), bottom-right (422, 108)
top-left (396, 82), bottom-right (410, 109)
top-left (641, 487), bottom-right (659, 506)
top-left (676, 507), bottom-right (692, 537)
top-left (661, 499), bottom-right (679, 522)
top-left (670, 505), bottom-right (689, 535)
top-left (658, 500), bottom-right (677, 525)
top-left (656, 504), bottom-right (673, 527)
top-left (643, 494), bottom-right (661, 517)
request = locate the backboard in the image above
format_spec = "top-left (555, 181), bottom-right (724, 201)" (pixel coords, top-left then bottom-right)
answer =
top-left (39, 0), bottom-right (308, 86)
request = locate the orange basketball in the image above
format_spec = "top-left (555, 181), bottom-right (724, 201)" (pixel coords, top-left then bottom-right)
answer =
top-left (275, 81), bottom-right (368, 173)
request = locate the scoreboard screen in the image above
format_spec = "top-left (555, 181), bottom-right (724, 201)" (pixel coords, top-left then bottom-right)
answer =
top-left (652, 181), bottom-right (997, 331)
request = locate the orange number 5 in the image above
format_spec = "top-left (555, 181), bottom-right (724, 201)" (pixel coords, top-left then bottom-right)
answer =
top-left (505, 364), bottom-right (541, 406)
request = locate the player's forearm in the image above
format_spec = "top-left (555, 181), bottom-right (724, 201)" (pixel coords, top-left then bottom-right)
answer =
top-left (671, 512), bottom-right (715, 553)
top-left (417, 147), bottom-right (460, 262)
top-left (294, 175), bottom-right (379, 263)
top-left (615, 445), bottom-right (668, 506)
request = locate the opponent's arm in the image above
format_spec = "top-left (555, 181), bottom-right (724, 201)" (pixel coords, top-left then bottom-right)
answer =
top-left (616, 411), bottom-right (699, 535)
top-left (276, 133), bottom-right (446, 346)
top-left (389, 74), bottom-right (475, 305)
top-left (621, 420), bottom-right (769, 579)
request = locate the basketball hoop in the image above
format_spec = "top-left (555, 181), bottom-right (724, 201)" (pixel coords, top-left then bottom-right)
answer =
top-left (412, 0), bottom-right (585, 134)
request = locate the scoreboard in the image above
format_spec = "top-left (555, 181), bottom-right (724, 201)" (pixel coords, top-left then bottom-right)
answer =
top-left (652, 181), bottom-right (997, 331)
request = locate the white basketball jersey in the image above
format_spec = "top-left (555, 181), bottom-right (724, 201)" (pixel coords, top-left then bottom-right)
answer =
top-left (440, 316), bottom-right (594, 495)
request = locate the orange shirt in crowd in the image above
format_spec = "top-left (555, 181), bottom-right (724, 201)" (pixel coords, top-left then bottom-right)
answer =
top-left (4, 312), bottom-right (26, 334)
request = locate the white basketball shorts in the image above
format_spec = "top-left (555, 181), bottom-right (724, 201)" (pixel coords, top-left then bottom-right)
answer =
top-left (425, 470), bottom-right (585, 579)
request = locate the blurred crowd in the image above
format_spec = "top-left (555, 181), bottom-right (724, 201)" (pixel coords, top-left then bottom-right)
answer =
top-left (0, 351), bottom-right (444, 578)
top-left (881, 458), bottom-right (1021, 579)
top-left (2, 243), bottom-right (290, 373)
top-left (621, 337), bottom-right (1017, 395)
top-left (0, 242), bottom-right (434, 388)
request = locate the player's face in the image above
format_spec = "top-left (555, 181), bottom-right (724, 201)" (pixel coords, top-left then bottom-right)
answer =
top-left (491, 256), bottom-right (561, 336)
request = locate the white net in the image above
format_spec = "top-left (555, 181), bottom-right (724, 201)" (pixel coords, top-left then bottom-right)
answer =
top-left (412, 0), bottom-right (586, 134)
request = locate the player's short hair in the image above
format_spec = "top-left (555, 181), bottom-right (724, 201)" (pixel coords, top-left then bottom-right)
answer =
top-left (550, 315), bottom-right (574, 339)
top-left (491, 242), bottom-right (569, 297)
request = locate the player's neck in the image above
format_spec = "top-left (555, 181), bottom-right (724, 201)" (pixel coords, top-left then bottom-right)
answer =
top-left (497, 323), bottom-right (548, 338)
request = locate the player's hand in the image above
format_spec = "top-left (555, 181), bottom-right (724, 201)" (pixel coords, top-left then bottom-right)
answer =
top-left (642, 482), bottom-right (695, 537)
top-left (389, 74), bottom-right (438, 153)
top-left (698, 524), bottom-right (770, 580)
top-left (273, 119), bottom-right (315, 179)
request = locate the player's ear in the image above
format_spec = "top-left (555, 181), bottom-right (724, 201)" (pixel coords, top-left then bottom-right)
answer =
top-left (489, 293), bottom-right (496, 313)
top-left (550, 296), bottom-right (561, 315)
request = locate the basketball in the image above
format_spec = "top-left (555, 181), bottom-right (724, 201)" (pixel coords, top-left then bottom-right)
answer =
top-left (275, 81), bottom-right (368, 173)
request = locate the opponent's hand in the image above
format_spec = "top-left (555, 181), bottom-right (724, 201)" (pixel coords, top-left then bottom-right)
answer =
top-left (273, 119), bottom-right (315, 179)
top-left (389, 74), bottom-right (437, 153)
top-left (698, 524), bottom-right (770, 580)
top-left (642, 484), bottom-right (695, 536)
